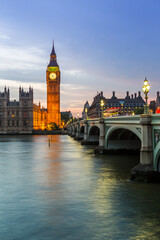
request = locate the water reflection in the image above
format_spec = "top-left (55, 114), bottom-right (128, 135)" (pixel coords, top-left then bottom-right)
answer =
top-left (0, 135), bottom-right (160, 240)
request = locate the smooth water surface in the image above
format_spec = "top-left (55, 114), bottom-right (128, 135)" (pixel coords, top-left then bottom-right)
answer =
top-left (0, 135), bottom-right (160, 240)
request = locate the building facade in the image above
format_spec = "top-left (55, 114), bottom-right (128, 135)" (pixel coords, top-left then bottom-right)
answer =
top-left (84, 92), bottom-right (105, 119)
top-left (0, 43), bottom-right (61, 134)
top-left (149, 91), bottom-right (160, 113)
top-left (82, 101), bottom-right (90, 119)
top-left (0, 87), bottom-right (33, 134)
top-left (83, 91), bottom-right (145, 119)
top-left (46, 43), bottom-right (61, 126)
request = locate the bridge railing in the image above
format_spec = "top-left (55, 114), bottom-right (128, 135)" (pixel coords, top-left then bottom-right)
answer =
top-left (104, 115), bottom-right (141, 124)
top-left (151, 114), bottom-right (160, 124)
top-left (68, 114), bottom-right (160, 127)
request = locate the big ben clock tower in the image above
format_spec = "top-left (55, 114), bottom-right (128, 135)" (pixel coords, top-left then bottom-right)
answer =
top-left (46, 42), bottom-right (61, 126)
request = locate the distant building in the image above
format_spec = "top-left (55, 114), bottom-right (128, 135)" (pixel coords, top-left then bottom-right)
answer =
top-left (0, 87), bottom-right (33, 134)
top-left (82, 101), bottom-right (90, 119)
top-left (46, 42), bottom-right (61, 126)
top-left (0, 43), bottom-right (62, 134)
top-left (85, 91), bottom-right (105, 118)
top-left (105, 91), bottom-right (145, 116)
top-left (156, 92), bottom-right (160, 108)
top-left (149, 91), bottom-right (160, 113)
top-left (149, 100), bottom-right (156, 113)
top-left (83, 91), bottom-right (145, 119)
top-left (61, 111), bottom-right (72, 125)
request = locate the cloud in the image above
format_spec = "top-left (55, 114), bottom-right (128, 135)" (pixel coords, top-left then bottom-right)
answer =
top-left (0, 78), bottom-right (89, 114)
top-left (0, 78), bottom-right (46, 106)
top-left (63, 69), bottom-right (82, 75)
top-left (0, 78), bottom-right (45, 91)
top-left (0, 44), bottom-right (45, 71)
top-left (0, 34), bottom-right (10, 40)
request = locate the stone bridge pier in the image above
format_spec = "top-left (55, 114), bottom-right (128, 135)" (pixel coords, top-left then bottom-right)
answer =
top-left (81, 120), bottom-right (89, 145)
top-left (95, 118), bottom-right (106, 153)
top-left (70, 125), bottom-right (76, 138)
top-left (74, 123), bottom-right (83, 141)
top-left (131, 115), bottom-right (157, 182)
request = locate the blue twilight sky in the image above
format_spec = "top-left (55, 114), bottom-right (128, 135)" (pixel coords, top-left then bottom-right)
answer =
top-left (0, 0), bottom-right (160, 116)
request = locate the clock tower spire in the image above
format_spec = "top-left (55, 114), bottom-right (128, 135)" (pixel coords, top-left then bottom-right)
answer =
top-left (46, 42), bottom-right (61, 127)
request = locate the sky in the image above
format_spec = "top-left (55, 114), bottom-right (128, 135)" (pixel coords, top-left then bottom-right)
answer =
top-left (0, 0), bottom-right (160, 116)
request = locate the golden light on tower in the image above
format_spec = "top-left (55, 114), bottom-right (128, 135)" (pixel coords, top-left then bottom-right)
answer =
top-left (85, 107), bottom-right (88, 119)
top-left (46, 42), bottom-right (61, 127)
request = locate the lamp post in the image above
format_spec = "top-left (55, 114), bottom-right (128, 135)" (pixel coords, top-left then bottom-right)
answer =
top-left (100, 99), bottom-right (104, 118)
top-left (142, 77), bottom-right (150, 114)
top-left (77, 113), bottom-right (79, 121)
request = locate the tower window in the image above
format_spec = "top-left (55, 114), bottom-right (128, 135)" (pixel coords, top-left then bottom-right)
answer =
top-left (24, 101), bottom-right (28, 107)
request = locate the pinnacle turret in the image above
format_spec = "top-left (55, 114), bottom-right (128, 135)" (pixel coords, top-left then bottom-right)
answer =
top-left (48, 42), bottom-right (59, 68)
top-left (51, 41), bottom-right (56, 56)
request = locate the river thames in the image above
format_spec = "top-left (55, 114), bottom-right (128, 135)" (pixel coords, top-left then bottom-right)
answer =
top-left (0, 135), bottom-right (160, 240)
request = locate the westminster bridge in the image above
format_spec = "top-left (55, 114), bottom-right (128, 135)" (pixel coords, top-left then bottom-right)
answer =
top-left (67, 114), bottom-right (160, 182)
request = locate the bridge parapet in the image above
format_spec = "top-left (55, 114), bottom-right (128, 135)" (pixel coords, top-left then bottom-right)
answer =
top-left (151, 114), bottom-right (160, 124)
top-left (104, 115), bottom-right (141, 124)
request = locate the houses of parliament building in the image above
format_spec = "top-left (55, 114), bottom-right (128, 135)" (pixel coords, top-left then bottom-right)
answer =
top-left (0, 43), bottom-right (61, 134)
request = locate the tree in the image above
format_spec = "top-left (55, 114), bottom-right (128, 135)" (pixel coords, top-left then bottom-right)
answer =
top-left (133, 108), bottom-right (144, 115)
top-left (47, 122), bottom-right (59, 130)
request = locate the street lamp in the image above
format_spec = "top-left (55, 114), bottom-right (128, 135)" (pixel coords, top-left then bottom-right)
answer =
top-left (142, 77), bottom-right (150, 114)
top-left (100, 99), bottom-right (104, 118)
top-left (77, 113), bottom-right (79, 121)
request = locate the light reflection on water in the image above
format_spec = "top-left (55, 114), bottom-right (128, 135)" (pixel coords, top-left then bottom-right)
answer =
top-left (0, 135), bottom-right (160, 240)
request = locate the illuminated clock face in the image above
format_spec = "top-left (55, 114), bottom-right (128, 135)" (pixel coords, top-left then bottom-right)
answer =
top-left (49, 72), bottom-right (57, 80)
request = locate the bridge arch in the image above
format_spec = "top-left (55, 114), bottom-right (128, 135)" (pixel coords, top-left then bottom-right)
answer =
top-left (79, 125), bottom-right (84, 138)
top-left (105, 126), bottom-right (141, 150)
top-left (156, 152), bottom-right (160, 172)
top-left (88, 125), bottom-right (100, 142)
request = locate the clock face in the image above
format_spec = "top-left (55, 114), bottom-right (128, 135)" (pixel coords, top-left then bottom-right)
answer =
top-left (49, 72), bottom-right (57, 80)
